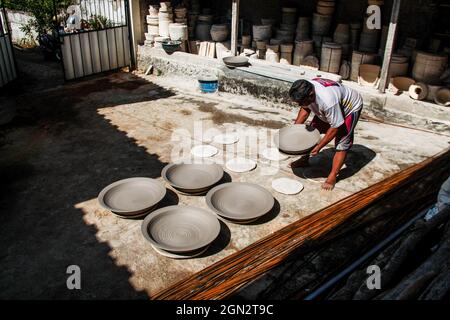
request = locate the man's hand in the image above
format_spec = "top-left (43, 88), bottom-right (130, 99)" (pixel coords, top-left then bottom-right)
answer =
top-left (310, 145), bottom-right (321, 156)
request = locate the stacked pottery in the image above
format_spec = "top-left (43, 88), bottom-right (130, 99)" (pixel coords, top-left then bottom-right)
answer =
top-left (412, 51), bottom-right (448, 85)
top-left (145, 5), bottom-right (160, 47)
top-left (350, 22), bottom-right (361, 49)
top-left (293, 39), bottom-right (314, 66)
top-left (261, 18), bottom-right (276, 27)
top-left (270, 38), bottom-right (283, 45)
top-left (320, 42), bottom-right (342, 74)
top-left (350, 50), bottom-right (377, 81)
top-left (196, 15), bottom-right (213, 41)
top-left (359, 15), bottom-right (379, 53)
top-left (169, 23), bottom-right (188, 40)
top-left (188, 14), bottom-right (198, 39)
top-left (266, 44), bottom-right (280, 63)
top-left (339, 60), bottom-right (351, 80)
top-left (316, 0), bottom-right (336, 16)
top-left (256, 40), bottom-right (267, 59)
top-left (188, 0), bottom-right (200, 39)
top-left (280, 43), bottom-right (294, 64)
top-left (276, 27), bottom-right (295, 43)
top-left (158, 2), bottom-right (173, 38)
top-left (210, 24), bottom-right (229, 42)
top-left (388, 54), bottom-right (409, 79)
top-left (253, 24), bottom-right (272, 42)
top-left (190, 0), bottom-right (201, 13)
top-left (295, 17), bottom-right (310, 41)
top-left (333, 24), bottom-right (350, 58)
top-left (312, 0), bottom-right (334, 37)
top-left (241, 35), bottom-right (252, 49)
top-left (174, 6), bottom-right (187, 24)
top-left (281, 7), bottom-right (297, 25)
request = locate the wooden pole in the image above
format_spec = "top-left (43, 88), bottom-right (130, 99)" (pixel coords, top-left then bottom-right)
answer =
top-left (153, 147), bottom-right (450, 300)
top-left (378, 0), bottom-right (401, 93)
top-left (231, 0), bottom-right (240, 56)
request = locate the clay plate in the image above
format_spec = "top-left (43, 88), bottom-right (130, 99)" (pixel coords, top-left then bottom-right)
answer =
top-left (223, 56), bottom-right (249, 67)
top-left (206, 182), bottom-right (274, 221)
top-left (162, 162), bottom-right (224, 193)
top-left (98, 177), bottom-right (166, 214)
top-left (141, 205), bottom-right (220, 252)
top-left (151, 244), bottom-right (209, 259)
top-left (274, 124), bottom-right (321, 154)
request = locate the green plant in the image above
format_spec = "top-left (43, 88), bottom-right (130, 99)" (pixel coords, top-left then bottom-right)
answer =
top-left (86, 14), bottom-right (113, 30)
top-left (4, 0), bottom-right (72, 35)
top-left (18, 23), bottom-right (36, 47)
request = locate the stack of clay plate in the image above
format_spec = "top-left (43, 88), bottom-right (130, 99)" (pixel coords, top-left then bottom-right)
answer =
top-left (162, 162), bottom-right (224, 195)
top-left (141, 205), bottom-right (220, 258)
top-left (274, 124), bottom-right (321, 155)
top-left (98, 178), bottom-right (166, 218)
top-left (206, 182), bottom-right (274, 224)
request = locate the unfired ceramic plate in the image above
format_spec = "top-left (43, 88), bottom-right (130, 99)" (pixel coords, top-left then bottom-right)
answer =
top-left (271, 177), bottom-right (304, 195)
top-left (162, 162), bottom-right (223, 193)
top-left (98, 177), bottom-right (166, 214)
top-left (191, 145), bottom-right (219, 158)
top-left (274, 124), bottom-right (321, 154)
top-left (225, 157), bottom-right (257, 173)
top-left (213, 133), bottom-right (240, 145)
top-left (206, 182), bottom-right (274, 222)
top-left (141, 205), bottom-right (220, 252)
top-left (151, 243), bottom-right (209, 259)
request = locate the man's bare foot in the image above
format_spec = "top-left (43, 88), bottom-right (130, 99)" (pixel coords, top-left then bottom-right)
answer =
top-left (289, 156), bottom-right (310, 168)
top-left (322, 176), bottom-right (336, 190)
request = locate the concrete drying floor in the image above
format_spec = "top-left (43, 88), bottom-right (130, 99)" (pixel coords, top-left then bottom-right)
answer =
top-left (1, 72), bottom-right (449, 299)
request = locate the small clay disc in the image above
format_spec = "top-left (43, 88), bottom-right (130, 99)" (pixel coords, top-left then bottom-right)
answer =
top-left (271, 178), bottom-right (304, 195)
top-left (191, 145), bottom-right (219, 158)
top-left (225, 157), bottom-right (257, 173)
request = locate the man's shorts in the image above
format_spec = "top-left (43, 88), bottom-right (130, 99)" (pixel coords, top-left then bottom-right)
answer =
top-left (310, 109), bottom-right (362, 151)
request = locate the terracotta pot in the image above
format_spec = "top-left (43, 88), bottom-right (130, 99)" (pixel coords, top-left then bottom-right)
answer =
top-left (210, 24), bottom-right (229, 42)
top-left (196, 23), bottom-right (212, 41)
top-left (358, 64), bottom-right (381, 87)
top-left (253, 25), bottom-right (272, 41)
top-left (434, 87), bottom-right (450, 106)
top-left (408, 82), bottom-right (428, 100)
top-left (389, 76), bottom-right (415, 93)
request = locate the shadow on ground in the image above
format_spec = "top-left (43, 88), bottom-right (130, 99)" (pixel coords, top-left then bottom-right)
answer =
top-left (291, 144), bottom-right (377, 182)
top-left (0, 71), bottom-right (175, 299)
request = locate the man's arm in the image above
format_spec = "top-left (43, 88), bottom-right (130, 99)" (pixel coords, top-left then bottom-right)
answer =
top-left (311, 127), bottom-right (339, 155)
top-left (294, 107), bottom-right (311, 124)
top-left (310, 104), bottom-right (343, 155)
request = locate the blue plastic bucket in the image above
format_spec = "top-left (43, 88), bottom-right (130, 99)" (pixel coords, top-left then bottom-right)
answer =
top-left (198, 77), bottom-right (218, 93)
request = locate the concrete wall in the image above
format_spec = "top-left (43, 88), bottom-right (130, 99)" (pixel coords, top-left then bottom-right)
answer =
top-left (6, 10), bottom-right (38, 45)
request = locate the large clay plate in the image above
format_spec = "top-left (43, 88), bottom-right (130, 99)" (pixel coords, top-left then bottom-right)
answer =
top-left (206, 182), bottom-right (274, 221)
top-left (141, 205), bottom-right (220, 252)
top-left (162, 163), bottom-right (224, 193)
top-left (274, 124), bottom-right (321, 154)
top-left (151, 244), bottom-right (209, 259)
top-left (98, 177), bottom-right (166, 214)
top-left (223, 56), bottom-right (249, 67)
top-left (112, 204), bottom-right (158, 219)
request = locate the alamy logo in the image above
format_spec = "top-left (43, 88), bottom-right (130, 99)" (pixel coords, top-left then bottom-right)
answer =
top-left (66, 265), bottom-right (81, 290)
top-left (366, 5), bottom-right (381, 30)
top-left (366, 265), bottom-right (381, 290)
